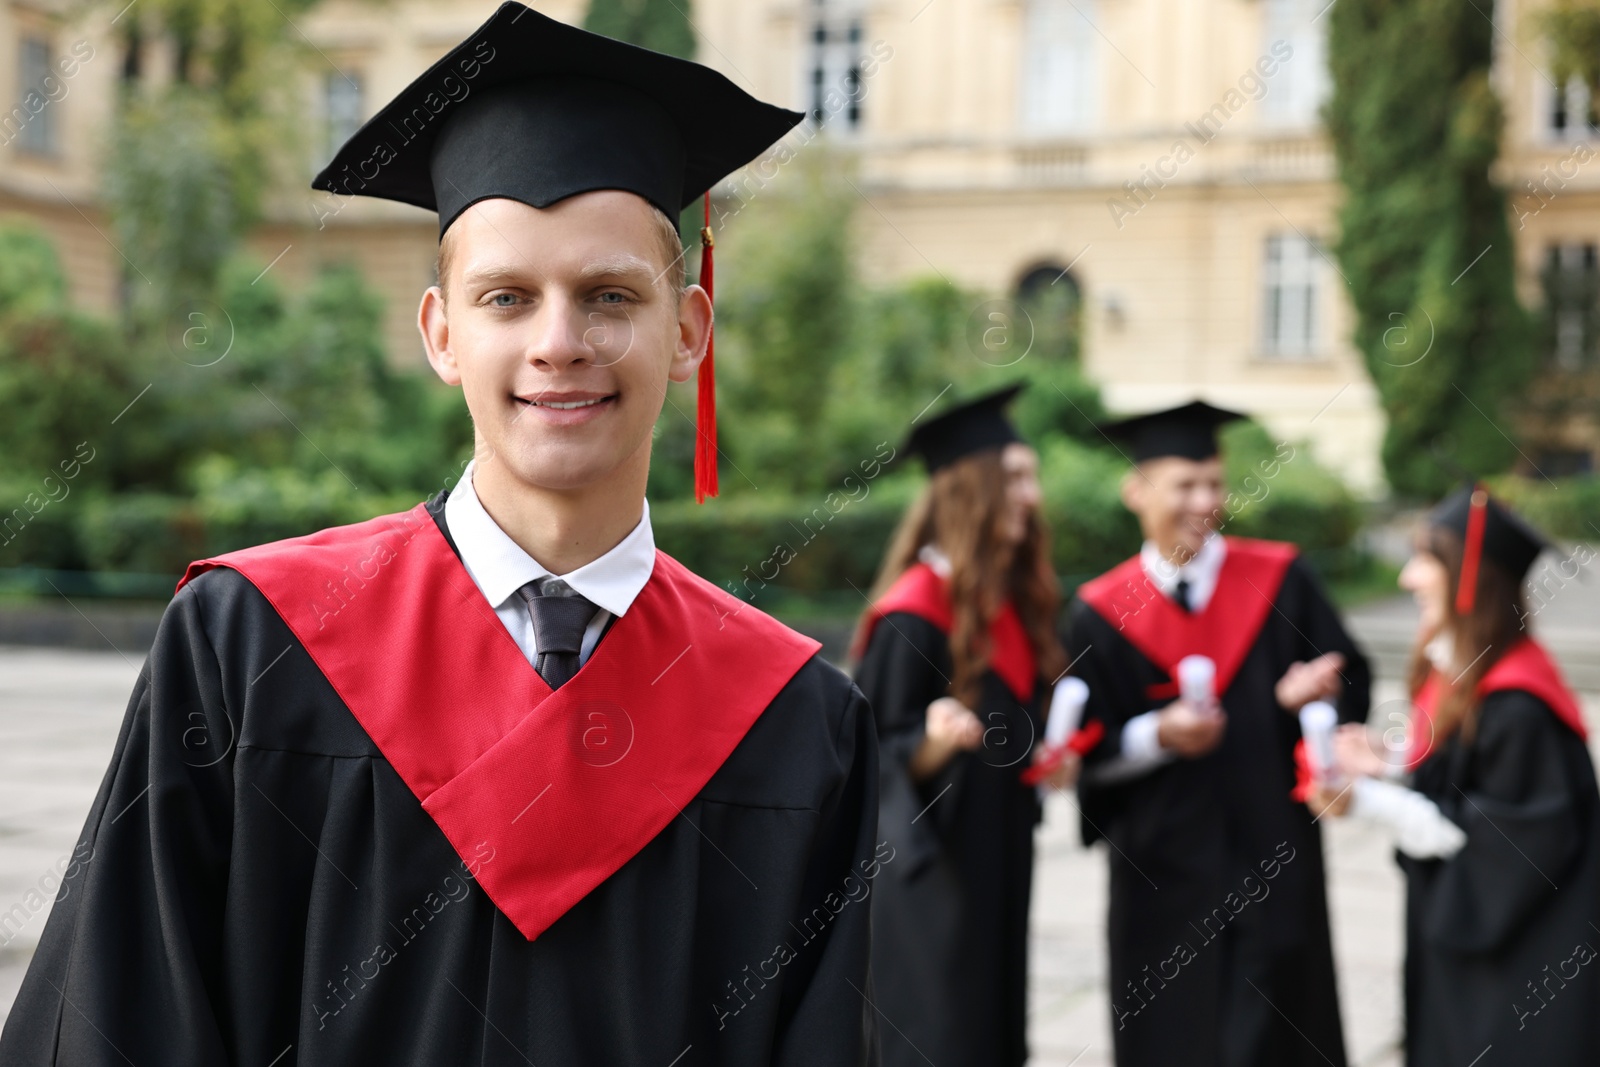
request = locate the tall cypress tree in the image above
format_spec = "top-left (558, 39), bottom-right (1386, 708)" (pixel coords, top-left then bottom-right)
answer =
top-left (1324, 0), bottom-right (1533, 496)
top-left (583, 0), bottom-right (696, 60)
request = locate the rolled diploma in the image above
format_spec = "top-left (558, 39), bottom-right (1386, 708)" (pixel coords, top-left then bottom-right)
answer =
top-left (1044, 676), bottom-right (1090, 748)
top-left (1177, 654), bottom-right (1216, 709)
top-left (1299, 701), bottom-right (1339, 783)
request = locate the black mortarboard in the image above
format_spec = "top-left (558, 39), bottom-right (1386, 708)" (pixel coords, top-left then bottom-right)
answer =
top-left (1429, 484), bottom-right (1551, 613)
top-left (311, 2), bottom-right (805, 504)
top-left (312, 3), bottom-right (804, 237)
top-left (905, 384), bottom-right (1026, 473)
top-left (1098, 400), bottom-right (1247, 462)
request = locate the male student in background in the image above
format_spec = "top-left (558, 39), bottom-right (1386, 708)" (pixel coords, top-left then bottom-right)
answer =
top-left (1, 6), bottom-right (878, 1064)
top-left (1065, 401), bottom-right (1371, 1067)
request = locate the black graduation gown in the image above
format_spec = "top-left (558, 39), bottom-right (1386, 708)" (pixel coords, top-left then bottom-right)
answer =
top-left (1067, 554), bottom-right (1371, 1067)
top-left (0, 497), bottom-right (881, 1067)
top-left (855, 612), bottom-right (1045, 1067)
top-left (1401, 689), bottom-right (1600, 1066)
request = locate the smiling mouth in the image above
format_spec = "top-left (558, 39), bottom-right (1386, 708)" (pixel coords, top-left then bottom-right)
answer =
top-left (526, 397), bottom-right (608, 410)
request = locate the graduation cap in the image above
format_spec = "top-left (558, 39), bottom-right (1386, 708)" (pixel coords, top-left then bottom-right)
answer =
top-left (311, 2), bottom-right (805, 502)
top-left (1429, 484), bottom-right (1551, 615)
top-left (1098, 400), bottom-right (1248, 463)
top-left (904, 384), bottom-right (1026, 473)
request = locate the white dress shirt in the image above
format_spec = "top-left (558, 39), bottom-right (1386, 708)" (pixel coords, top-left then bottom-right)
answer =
top-left (918, 543), bottom-right (952, 579)
top-left (443, 460), bottom-right (656, 667)
top-left (1139, 532), bottom-right (1227, 613)
top-left (1116, 534), bottom-right (1230, 768)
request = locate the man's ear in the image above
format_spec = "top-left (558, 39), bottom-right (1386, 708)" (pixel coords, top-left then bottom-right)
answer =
top-left (419, 286), bottom-right (461, 386)
top-left (668, 284), bottom-right (713, 385)
top-left (1119, 467), bottom-right (1144, 514)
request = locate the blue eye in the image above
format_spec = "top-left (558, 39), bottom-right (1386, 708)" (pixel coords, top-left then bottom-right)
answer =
top-left (597, 292), bottom-right (626, 304)
top-left (490, 293), bottom-right (519, 307)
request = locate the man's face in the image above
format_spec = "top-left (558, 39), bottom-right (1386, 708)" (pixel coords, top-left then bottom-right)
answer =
top-left (1121, 455), bottom-right (1225, 561)
top-left (419, 190), bottom-right (707, 494)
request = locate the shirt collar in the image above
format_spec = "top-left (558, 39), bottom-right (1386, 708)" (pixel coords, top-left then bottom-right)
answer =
top-left (443, 460), bottom-right (656, 619)
top-left (918, 543), bottom-right (953, 579)
top-left (1140, 532), bottom-right (1226, 597)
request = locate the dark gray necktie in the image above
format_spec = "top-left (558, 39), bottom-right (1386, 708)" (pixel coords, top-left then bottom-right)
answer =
top-left (1174, 578), bottom-right (1193, 613)
top-left (516, 578), bottom-right (599, 690)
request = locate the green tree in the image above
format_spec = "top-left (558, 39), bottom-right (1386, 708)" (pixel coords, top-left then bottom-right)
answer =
top-left (1537, 0), bottom-right (1600, 106)
top-left (1324, 0), bottom-right (1533, 496)
top-left (103, 0), bottom-right (348, 319)
top-left (583, 0), bottom-right (696, 59)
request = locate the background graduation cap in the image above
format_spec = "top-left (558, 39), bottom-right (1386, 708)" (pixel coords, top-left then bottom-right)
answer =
top-left (903, 383), bottom-right (1027, 473)
top-left (312, 2), bottom-right (804, 503)
top-left (1098, 400), bottom-right (1248, 462)
top-left (1429, 485), bottom-right (1550, 615)
top-left (1425, 447), bottom-right (1552, 615)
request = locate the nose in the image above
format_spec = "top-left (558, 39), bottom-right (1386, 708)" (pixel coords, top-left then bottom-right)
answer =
top-left (1017, 475), bottom-right (1042, 511)
top-left (522, 291), bottom-right (593, 372)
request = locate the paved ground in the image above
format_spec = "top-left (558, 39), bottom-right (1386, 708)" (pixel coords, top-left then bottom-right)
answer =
top-left (1027, 688), bottom-right (1415, 1067)
top-left (2, 587), bottom-right (1597, 1063)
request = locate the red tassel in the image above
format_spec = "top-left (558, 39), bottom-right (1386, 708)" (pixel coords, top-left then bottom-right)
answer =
top-left (694, 192), bottom-right (718, 503)
top-left (1455, 486), bottom-right (1489, 616)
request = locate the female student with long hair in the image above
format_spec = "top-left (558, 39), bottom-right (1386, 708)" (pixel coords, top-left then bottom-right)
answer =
top-left (1319, 486), bottom-right (1600, 1065)
top-left (852, 385), bottom-right (1070, 1067)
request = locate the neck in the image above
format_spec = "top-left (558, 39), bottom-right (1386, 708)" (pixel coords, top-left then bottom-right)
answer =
top-left (470, 446), bottom-right (650, 576)
top-left (1153, 536), bottom-right (1201, 568)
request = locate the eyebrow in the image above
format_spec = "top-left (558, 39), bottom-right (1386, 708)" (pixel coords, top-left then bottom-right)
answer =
top-left (460, 254), bottom-right (658, 289)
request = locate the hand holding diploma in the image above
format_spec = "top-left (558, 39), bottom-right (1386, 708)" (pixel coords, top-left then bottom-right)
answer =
top-left (1022, 677), bottom-right (1101, 790)
top-left (909, 696), bottom-right (984, 781)
top-left (1298, 701), bottom-right (1352, 818)
top-left (1157, 655), bottom-right (1226, 758)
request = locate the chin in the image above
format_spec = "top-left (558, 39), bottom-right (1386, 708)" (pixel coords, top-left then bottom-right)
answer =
top-left (494, 444), bottom-right (618, 493)
top-left (1174, 528), bottom-right (1208, 557)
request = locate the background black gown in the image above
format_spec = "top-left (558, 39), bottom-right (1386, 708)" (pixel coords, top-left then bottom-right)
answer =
top-left (1067, 555), bottom-right (1371, 1067)
top-left (1401, 688), bottom-right (1600, 1066)
top-left (0, 500), bottom-right (880, 1067)
top-left (855, 611), bottom-right (1045, 1067)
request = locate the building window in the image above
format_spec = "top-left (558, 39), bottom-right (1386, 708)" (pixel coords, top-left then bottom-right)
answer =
top-left (324, 71), bottom-right (364, 160)
top-left (1549, 78), bottom-right (1599, 141)
top-left (807, 0), bottom-right (864, 132)
top-left (1020, 0), bottom-right (1098, 135)
top-left (1542, 243), bottom-right (1599, 371)
top-left (1260, 0), bottom-right (1329, 128)
top-left (1261, 233), bottom-right (1321, 357)
top-left (15, 36), bottom-right (59, 155)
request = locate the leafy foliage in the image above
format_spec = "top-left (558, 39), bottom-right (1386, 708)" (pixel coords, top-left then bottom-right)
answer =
top-left (583, 0), bottom-right (696, 59)
top-left (1537, 0), bottom-right (1600, 106)
top-left (0, 225), bottom-right (468, 573)
top-left (1324, 0), bottom-right (1534, 497)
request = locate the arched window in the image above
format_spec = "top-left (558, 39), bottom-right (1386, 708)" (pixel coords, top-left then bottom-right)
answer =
top-left (1016, 263), bottom-right (1083, 361)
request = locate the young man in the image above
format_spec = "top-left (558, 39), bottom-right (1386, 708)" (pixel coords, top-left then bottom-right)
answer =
top-left (0, 7), bottom-right (878, 1065)
top-left (1066, 401), bottom-right (1371, 1067)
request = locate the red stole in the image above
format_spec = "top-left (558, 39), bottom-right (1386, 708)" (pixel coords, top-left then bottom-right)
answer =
top-left (1408, 637), bottom-right (1587, 769)
top-left (1077, 537), bottom-right (1299, 701)
top-left (177, 503), bottom-right (819, 941)
top-left (855, 562), bottom-right (1038, 702)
